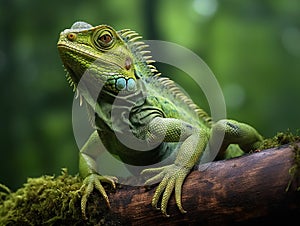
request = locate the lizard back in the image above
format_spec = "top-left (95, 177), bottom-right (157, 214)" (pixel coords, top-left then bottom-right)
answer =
top-left (118, 29), bottom-right (212, 128)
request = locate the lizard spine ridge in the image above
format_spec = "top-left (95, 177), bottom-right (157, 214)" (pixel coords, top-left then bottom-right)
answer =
top-left (119, 29), bottom-right (212, 127)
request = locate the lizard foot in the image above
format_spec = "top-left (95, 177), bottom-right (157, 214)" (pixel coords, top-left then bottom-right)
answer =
top-left (141, 164), bottom-right (190, 217)
top-left (80, 173), bottom-right (117, 220)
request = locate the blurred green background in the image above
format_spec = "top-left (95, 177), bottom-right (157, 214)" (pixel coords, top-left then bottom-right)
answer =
top-left (0, 0), bottom-right (299, 190)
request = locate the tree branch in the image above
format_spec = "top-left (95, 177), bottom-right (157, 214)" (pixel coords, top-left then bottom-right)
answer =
top-left (108, 143), bottom-right (300, 225)
top-left (1, 144), bottom-right (299, 225)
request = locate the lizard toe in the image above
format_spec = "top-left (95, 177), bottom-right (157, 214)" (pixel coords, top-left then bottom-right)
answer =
top-left (80, 173), bottom-right (115, 219)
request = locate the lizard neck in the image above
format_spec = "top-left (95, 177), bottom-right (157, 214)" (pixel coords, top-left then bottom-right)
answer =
top-left (92, 78), bottom-right (147, 132)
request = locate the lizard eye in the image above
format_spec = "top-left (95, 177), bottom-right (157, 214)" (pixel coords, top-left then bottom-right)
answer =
top-left (94, 30), bottom-right (114, 49)
top-left (99, 33), bottom-right (112, 44)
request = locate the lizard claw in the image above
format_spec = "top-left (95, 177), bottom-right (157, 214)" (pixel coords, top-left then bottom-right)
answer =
top-left (80, 173), bottom-right (117, 220)
top-left (141, 164), bottom-right (189, 217)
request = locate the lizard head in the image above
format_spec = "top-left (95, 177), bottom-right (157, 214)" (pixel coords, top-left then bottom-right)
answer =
top-left (57, 21), bottom-right (138, 94)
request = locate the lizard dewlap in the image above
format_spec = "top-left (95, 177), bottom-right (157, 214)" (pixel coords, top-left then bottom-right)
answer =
top-left (57, 21), bottom-right (263, 218)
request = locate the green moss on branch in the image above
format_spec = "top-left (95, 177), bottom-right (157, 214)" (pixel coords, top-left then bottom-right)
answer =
top-left (0, 169), bottom-right (122, 225)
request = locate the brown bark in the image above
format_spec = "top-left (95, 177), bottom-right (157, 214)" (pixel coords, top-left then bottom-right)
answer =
top-left (107, 144), bottom-right (300, 225)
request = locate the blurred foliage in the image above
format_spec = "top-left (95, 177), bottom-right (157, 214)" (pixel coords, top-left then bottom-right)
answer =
top-left (0, 0), bottom-right (299, 190)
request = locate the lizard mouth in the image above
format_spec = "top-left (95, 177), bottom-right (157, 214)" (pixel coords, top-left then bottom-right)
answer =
top-left (58, 44), bottom-right (95, 87)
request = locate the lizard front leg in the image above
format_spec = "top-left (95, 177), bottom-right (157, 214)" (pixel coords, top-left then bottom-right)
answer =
top-left (79, 130), bottom-right (117, 219)
top-left (141, 117), bottom-right (209, 217)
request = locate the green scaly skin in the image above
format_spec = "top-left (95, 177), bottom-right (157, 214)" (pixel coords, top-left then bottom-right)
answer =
top-left (57, 21), bottom-right (263, 218)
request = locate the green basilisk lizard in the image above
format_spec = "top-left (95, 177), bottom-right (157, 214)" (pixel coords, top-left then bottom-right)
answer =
top-left (57, 21), bottom-right (263, 218)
